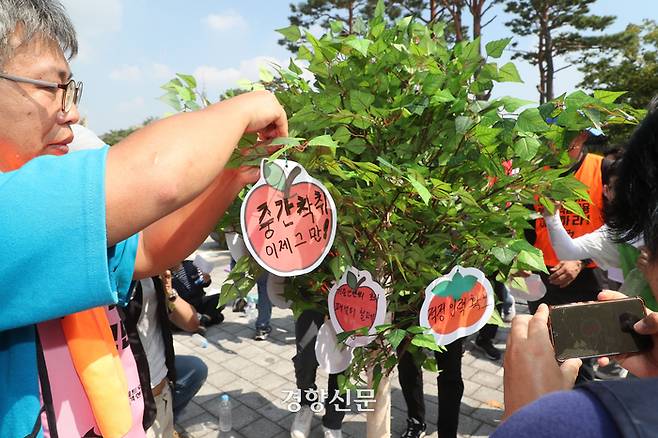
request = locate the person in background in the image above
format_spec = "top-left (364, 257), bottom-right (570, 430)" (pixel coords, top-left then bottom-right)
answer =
top-left (492, 98), bottom-right (658, 438)
top-left (525, 129), bottom-right (608, 383)
top-left (396, 297), bottom-right (464, 438)
top-left (474, 280), bottom-right (511, 361)
top-left (122, 272), bottom-right (208, 437)
top-left (171, 259), bottom-right (224, 329)
top-left (290, 308), bottom-right (347, 438)
top-left (541, 147), bottom-right (657, 310)
top-left (253, 273), bottom-right (273, 340)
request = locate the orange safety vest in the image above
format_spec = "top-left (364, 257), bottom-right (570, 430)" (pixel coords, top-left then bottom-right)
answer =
top-left (534, 153), bottom-right (604, 268)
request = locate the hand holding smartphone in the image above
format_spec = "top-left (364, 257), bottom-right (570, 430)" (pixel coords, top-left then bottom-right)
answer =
top-left (549, 297), bottom-right (653, 361)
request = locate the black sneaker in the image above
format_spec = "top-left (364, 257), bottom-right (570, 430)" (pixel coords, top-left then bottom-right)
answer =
top-left (254, 326), bottom-right (272, 341)
top-left (401, 418), bottom-right (426, 438)
top-left (595, 362), bottom-right (628, 380)
top-left (232, 297), bottom-right (247, 313)
top-left (475, 337), bottom-right (502, 361)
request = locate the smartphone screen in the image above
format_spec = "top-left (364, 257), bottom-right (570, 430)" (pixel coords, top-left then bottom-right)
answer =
top-left (549, 297), bottom-right (653, 361)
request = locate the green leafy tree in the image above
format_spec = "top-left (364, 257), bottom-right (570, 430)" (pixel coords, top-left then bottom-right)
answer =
top-left (163, 3), bottom-right (638, 388)
top-left (280, 0), bottom-right (500, 51)
top-left (577, 20), bottom-right (658, 112)
top-left (280, 0), bottom-right (444, 51)
top-left (438, 0), bottom-right (502, 46)
top-left (100, 116), bottom-right (157, 146)
top-left (505, 0), bottom-right (618, 103)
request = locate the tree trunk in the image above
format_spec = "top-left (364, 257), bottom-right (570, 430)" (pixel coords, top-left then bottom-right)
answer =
top-left (538, 7), bottom-right (549, 104)
top-left (470, 0), bottom-right (482, 41)
top-left (544, 21), bottom-right (555, 102)
top-left (366, 369), bottom-right (391, 438)
top-left (348, 1), bottom-right (354, 34)
top-left (430, 0), bottom-right (437, 23)
top-left (441, 0), bottom-right (464, 42)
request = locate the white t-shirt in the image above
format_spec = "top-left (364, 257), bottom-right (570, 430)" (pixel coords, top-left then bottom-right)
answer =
top-left (136, 278), bottom-right (168, 388)
top-left (544, 211), bottom-right (644, 274)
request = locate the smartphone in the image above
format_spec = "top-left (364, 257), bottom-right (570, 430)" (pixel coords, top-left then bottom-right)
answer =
top-left (549, 297), bottom-right (653, 361)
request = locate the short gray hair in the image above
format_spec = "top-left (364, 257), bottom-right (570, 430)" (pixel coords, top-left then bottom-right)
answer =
top-left (0, 0), bottom-right (78, 67)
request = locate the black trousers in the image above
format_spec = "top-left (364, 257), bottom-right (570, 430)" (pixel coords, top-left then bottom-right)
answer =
top-left (477, 280), bottom-right (507, 342)
top-left (293, 309), bottom-right (346, 430)
top-left (397, 338), bottom-right (464, 438)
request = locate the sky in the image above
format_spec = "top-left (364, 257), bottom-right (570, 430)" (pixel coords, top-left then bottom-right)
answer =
top-left (59, 0), bottom-right (657, 136)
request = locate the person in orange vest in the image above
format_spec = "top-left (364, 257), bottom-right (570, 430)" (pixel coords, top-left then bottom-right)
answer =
top-left (525, 129), bottom-right (608, 382)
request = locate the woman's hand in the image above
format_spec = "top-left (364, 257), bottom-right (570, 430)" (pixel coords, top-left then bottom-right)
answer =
top-left (503, 304), bottom-right (582, 419)
top-left (597, 290), bottom-right (658, 378)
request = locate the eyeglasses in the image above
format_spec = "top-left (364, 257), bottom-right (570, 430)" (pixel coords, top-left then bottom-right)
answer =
top-left (0, 72), bottom-right (83, 112)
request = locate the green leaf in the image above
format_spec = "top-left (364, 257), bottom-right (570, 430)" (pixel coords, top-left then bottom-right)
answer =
top-left (408, 178), bottom-right (432, 205)
top-left (515, 108), bottom-right (549, 133)
top-left (176, 73), bottom-right (197, 88)
top-left (345, 38), bottom-right (372, 57)
top-left (374, 0), bottom-right (385, 17)
top-left (430, 89), bottom-right (456, 105)
top-left (593, 90), bottom-right (627, 104)
top-left (498, 62), bottom-right (523, 83)
top-left (514, 136), bottom-right (540, 160)
top-left (565, 90), bottom-right (595, 109)
top-left (308, 134), bottom-right (338, 149)
top-left (264, 137), bottom-right (304, 162)
top-left (485, 38), bottom-right (512, 58)
top-left (422, 356), bottom-right (439, 372)
top-left (159, 92), bottom-right (182, 112)
top-left (329, 20), bottom-right (344, 34)
top-left (333, 126), bottom-right (351, 144)
top-left (455, 116), bottom-right (474, 134)
top-left (562, 199), bottom-right (586, 219)
top-left (407, 325), bottom-right (426, 335)
top-left (237, 133), bottom-right (258, 148)
top-left (411, 333), bottom-right (443, 352)
top-left (349, 90), bottom-right (375, 112)
top-left (498, 96), bottom-right (534, 112)
top-left (276, 25), bottom-right (301, 42)
top-left (386, 329), bottom-right (406, 350)
top-left (347, 271), bottom-right (357, 289)
top-left (517, 249), bottom-right (548, 274)
top-left (259, 66), bottom-right (274, 83)
top-left (491, 247), bottom-right (516, 265)
top-left (263, 161), bottom-right (286, 191)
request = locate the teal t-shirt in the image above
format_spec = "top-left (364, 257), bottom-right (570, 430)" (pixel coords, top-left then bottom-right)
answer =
top-left (0, 147), bottom-right (138, 437)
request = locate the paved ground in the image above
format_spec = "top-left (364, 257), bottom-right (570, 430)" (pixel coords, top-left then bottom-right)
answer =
top-left (174, 240), bottom-right (520, 438)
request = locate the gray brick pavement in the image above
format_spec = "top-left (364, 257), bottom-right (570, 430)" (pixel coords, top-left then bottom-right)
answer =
top-left (174, 241), bottom-right (520, 437)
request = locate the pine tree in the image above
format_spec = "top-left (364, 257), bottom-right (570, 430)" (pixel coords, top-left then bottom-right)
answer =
top-left (505, 0), bottom-right (616, 103)
top-left (577, 20), bottom-right (658, 111)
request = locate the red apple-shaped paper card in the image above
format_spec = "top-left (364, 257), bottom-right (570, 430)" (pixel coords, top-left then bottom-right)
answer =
top-left (328, 267), bottom-right (387, 348)
top-left (420, 266), bottom-right (495, 346)
top-left (241, 159), bottom-right (337, 277)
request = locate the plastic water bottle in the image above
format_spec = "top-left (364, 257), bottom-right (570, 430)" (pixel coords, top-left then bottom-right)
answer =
top-left (191, 333), bottom-right (208, 348)
top-left (245, 296), bottom-right (257, 323)
top-left (218, 394), bottom-right (232, 432)
top-left (193, 274), bottom-right (205, 286)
